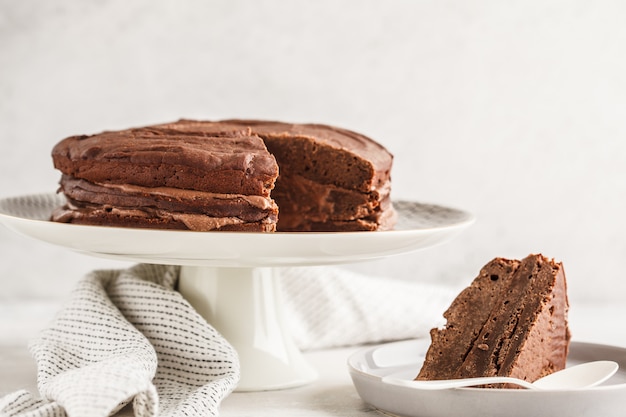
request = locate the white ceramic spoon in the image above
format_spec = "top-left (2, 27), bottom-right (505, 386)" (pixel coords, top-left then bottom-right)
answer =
top-left (382, 360), bottom-right (619, 390)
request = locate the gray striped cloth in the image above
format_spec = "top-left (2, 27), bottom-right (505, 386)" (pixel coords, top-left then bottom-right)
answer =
top-left (0, 264), bottom-right (454, 417)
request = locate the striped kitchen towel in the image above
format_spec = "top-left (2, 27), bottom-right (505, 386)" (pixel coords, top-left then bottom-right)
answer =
top-left (0, 264), bottom-right (239, 417)
top-left (280, 265), bottom-right (455, 350)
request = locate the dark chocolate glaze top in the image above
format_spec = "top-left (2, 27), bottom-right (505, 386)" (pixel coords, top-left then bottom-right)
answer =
top-left (53, 129), bottom-right (275, 174)
top-left (154, 119), bottom-right (393, 172)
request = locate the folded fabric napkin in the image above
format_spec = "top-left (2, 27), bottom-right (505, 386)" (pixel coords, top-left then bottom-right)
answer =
top-left (1, 264), bottom-right (456, 417)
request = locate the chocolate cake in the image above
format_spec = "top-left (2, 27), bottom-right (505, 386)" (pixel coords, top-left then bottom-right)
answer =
top-left (416, 254), bottom-right (570, 387)
top-left (51, 120), bottom-right (395, 232)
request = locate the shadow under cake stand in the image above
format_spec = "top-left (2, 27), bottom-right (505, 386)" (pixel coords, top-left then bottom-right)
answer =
top-left (0, 193), bottom-right (474, 391)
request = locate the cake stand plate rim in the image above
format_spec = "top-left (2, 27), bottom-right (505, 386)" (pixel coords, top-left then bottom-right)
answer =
top-left (0, 192), bottom-right (474, 267)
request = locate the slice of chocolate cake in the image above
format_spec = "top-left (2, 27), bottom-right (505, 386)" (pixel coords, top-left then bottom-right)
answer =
top-left (50, 119), bottom-right (395, 232)
top-left (416, 254), bottom-right (570, 386)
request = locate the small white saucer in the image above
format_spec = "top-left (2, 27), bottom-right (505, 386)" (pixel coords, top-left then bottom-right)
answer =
top-left (348, 339), bottom-right (626, 417)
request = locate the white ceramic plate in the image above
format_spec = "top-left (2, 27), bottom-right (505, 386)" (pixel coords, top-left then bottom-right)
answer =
top-left (348, 339), bottom-right (626, 417)
top-left (0, 193), bottom-right (474, 267)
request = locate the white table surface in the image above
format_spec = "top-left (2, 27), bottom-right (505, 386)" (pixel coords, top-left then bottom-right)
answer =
top-left (2, 301), bottom-right (626, 416)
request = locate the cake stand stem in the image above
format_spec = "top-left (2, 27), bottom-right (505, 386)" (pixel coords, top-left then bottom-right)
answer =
top-left (177, 265), bottom-right (317, 391)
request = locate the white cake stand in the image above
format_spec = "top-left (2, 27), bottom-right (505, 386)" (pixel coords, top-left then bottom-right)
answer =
top-left (0, 193), bottom-right (474, 391)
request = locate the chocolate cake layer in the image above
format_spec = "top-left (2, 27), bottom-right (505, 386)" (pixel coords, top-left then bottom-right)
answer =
top-left (52, 131), bottom-right (278, 196)
top-left (270, 174), bottom-right (390, 221)
top-left (51, 201), bottom-right (276, 232)
top-left (58, 175), bottom-right (278, 222)
top-left (276, 193), bottom-right (395, 232)
top-left (416, 254), bottom-right (570, 385)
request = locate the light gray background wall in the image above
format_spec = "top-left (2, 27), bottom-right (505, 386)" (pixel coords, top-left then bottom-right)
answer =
top-left (1, 0), bottom-right (626, 306)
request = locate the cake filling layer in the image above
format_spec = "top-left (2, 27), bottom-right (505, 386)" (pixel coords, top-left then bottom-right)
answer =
top-left (59, 175), bottom-right (278, 222)
top-left (52, 201), bottom-right (276, 232)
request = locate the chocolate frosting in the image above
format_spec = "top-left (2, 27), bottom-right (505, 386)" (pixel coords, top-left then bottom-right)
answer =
top-left (153, 119), bottom-right (393, 171)
top-left (52, 130), bottom-right (278, 196)
top-left (151, 119), bottom-right (393, 193)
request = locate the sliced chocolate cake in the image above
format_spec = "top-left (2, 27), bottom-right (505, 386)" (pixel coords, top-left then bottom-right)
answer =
top-left (51, 119), bottom-right (395, 232)
top-left (416, 254), bottom-right (570, 387)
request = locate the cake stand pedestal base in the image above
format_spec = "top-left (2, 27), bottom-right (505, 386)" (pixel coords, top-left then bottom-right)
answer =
top-left (178, 265), bottom-right (317, 391)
